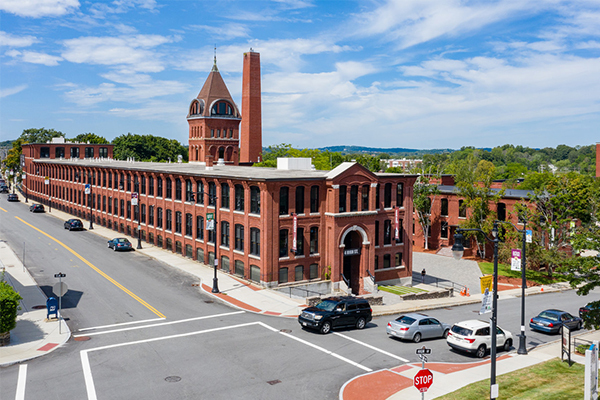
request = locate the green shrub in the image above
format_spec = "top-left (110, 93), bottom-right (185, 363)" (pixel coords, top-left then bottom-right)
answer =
top-left (576, 344), bottom-right (590, 354)
top-left (0, 281), bottom-right (22, 333)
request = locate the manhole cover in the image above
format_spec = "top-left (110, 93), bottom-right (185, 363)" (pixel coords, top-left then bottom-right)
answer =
top-left (204, 300), bottom-right (214, 304)
top-left (32, 305), bottom-right (46, 309)
top-left (280, 329), bottom-right (292, 333)
top-left (74, 336), bottom-right (91, 341)
top-left (165, 376), bottom-right (181, 383)
top-left (267, 379), bottom-right (281, 386)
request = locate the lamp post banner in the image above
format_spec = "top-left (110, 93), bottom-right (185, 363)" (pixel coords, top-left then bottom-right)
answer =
top-left (526, 230), bottom-right (533, 243)
top-left (84, 184), bottom-right (91, 194)
top-left (511, 249), bottom-right (522, 271)
top-left (480, 288), bottom-right (493, 314)
top-left (292, 213), bottom-right (297, 252)
top-left (394, 207), bottom-right (400, 241)
top-left (131, 192), bottom-right (138, 206)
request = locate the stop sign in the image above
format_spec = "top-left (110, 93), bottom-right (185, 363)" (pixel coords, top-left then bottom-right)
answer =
top-left (414, 368), bottom-right (433, 393)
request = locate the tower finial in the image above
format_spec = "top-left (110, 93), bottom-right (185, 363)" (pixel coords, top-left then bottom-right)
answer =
top-left (212, 45), bottom-right (218, 72)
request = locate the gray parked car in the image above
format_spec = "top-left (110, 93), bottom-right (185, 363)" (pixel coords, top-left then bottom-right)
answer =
top-left (386, 313), bottom-right (451, 343)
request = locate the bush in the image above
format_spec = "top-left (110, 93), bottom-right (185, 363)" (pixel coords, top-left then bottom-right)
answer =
top-left (0, 281), bottom-right (22, 333)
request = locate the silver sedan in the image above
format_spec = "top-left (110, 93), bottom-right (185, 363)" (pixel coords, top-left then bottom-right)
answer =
top-left (386, 313), bottom-right (451, 343)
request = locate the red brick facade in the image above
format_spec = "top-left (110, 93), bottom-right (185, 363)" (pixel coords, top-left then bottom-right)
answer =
top-left (240, 51), bottom-right (262, 164)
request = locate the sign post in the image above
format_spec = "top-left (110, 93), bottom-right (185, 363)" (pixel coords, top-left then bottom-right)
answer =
top-left (585, 341), bottom-right (599, 400)
top-left (414, 346), bottom-right (433, 398)
top-left (53, 273), bottom-right (67, 334)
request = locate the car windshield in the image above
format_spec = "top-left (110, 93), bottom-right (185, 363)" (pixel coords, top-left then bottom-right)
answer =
top-left (451, 325), bottom-right (473, 336)
top-left (395, 315), bottom-right (416, 325)
top-left (315, 300), bottom-right (338, 312)
top-left (117, 239), bottom-right (129, 243)
top-left (538, 311), bottom-right (559, 321)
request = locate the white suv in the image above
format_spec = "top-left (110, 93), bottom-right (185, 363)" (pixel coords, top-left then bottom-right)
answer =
top-left (446, 319), bottom-right (513, 358)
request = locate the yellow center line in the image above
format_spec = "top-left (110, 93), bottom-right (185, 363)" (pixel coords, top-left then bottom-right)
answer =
top-left (0, 207), bottom-right (7, 212)
top-left (15, 216), bottom-right (165, 319)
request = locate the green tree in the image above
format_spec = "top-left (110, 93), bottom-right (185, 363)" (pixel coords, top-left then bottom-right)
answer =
top-left (112, 133), bottom-right (188, 162)
top-left (71, 133), bottom-right (109, 144)
top-left (0, 281), bottom-right (22, 343)
top-left (19, 128), bottom-right (65, 144)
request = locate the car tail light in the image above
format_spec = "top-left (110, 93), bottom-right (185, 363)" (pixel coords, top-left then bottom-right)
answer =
top-left (548, 323), bottom-right (553, 327)
top-left (399, 327), bottom-right (409, 331)
top-left (387, 322), bottom-right (391, 328)
top-left (447, 332), bottom-right (452, 337)
top-left (465, 338), bottom-right (476, 343)
top-left (530, 318), bottom-right (534, 323)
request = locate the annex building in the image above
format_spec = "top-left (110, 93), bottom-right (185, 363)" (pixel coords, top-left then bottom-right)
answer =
top-left (21, 51), bottom-right (417, 295)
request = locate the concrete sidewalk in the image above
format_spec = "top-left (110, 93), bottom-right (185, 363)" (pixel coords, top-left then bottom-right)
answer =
top-left (0, 240), bottom-right (70, 367)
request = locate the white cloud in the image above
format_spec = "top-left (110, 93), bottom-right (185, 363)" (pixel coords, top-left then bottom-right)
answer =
top-left (0, 31), bottom-right (38, 47)
top-left (6, 49), bottom-right (62, 66)
top-left (189, 23), bottom-right (250, 40)
top-left (351, 0), bottom-right (547, 49)
top-left (61, 35), bottom-right (175, 73)
top-left (89, 0), bottom-right (158, 17)
top-left (0, 0), bottom-right (79, 18)
top-left (0, 84), bottom-right (28, 98)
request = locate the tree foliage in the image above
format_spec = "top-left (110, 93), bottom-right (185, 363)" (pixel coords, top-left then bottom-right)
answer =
top-left (112, 133), bottom-right (188, 162)
top-left (72, 133), bottom-right (110, 144)
top-left (19, 128), bottom-right (65, 144)
top-left (0, 281), bottom-right (22, 334)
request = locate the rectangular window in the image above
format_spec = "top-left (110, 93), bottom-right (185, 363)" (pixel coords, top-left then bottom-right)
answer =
top-left (208, 225), bottom-right (216, 244)
top-left (221, 183), bottom-right (230, 208)
top-left (350, 185), bottom-right (358, 212)
top-left (221, 221), bottom-right (230, 247)
top-left (141, 176), bottom-right (146, 195)
top-left (235, 224), bottom-right (244, 252)
top-left (102, 172), bottom-right (106, 187)
top-left (175, 178), bottom-right (182, 201)
top-left (375, 220), bottom-right (380, 246)
top-left (279, 267), bottom-right (288, 284)
top-left (235, 184), bottom-right (244, 211)
top-left (185, 213), bottom-right (193, 236)
top-left (396, 183), bottom-right (404, 207)
top-left (120, 200), bottom-right (124, 217)
top-left (175, 211), bottom-right (182, 233)
top-left (310, 227), bottom-right (319, 255)
top-left (459, 200), bottom-right (466, 218)
top-left (127, 174), bottom-right (131, 191)
top-left (235, 260), bottom-right (244, 277)
top-left (108, 196), bottom-right (112, 214)
top-left (250, 227), bottom-right (260, 256)
top-left (295, 265), bottom-right (304, 282)
top-left (296, 227), bottom-right (304, 256)
top-left (127, 201), bottom-right (132, 219)
top-left (250, 186), bottom-right (260, 214)
top-left (197, 181), bottom-right (204, 204)
top-left (376, 184), bottom-right (380, 209)
top-left (196, 216), bottom-right (204, 240)
top-left (309, 264), bottom-right (318, 280)
top-left (141, 204), bottom-right (146, 223)
top-left (441, 221), bottom-right (449, 239)
top-left (279, 229), bottom-right (288, 257)
top-left (149, 205), bottom-right (154, 225)
top-left (108, 172), bottom-right (112, 188)
top-left (374, 255), bottom-right (379, 270)
top-left (84, 147), bottom-right (94, 158)
top-left (279, 187), bottom-right (289, 215)
top-left (383, 254), bottom-right (391, 269)
top-left (149, 176), bottom-right (154, 196)
top-left (395, 253), bottom-right (403, 267)
top-left (70, 147), bottom-right (79, 158)
top-left (166, 209), bottom-right (172, 231)
top-left (339, 185), bottom-right (347, 213)
top-left (157, 178), bottom-right (163, 197)
top-left (40, 147), bottom-right (50, 158)
top-left (295, 186), bottom-right (304, 214)
top-left (185, 180), bottom-right (193, 202)
top-left (384, 220), bottom-right (392, 245)
top-left (441, 199), bottom-right (449, 217)
top-left (384, 183), bottom-right (392, 208)
top-left (208, 182), bottom-right (216, 206)
top-left (99, 147), bottom-right (108, 158)
top-left (362, 185), bottom-right (369, 211)
top-left (310, 185), bottom-right (319, 213)
top-left (165, 178), bottom-right (172, 199)
top-left (134, 175), bottom-right (139, 193)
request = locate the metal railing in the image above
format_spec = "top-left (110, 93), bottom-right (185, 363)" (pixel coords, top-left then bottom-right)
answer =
top-left (367, 269), bottom-right (375, 285)
top-left (341, 273), bottom-right (350, 287)
top-left (418, 274), bottom-right (466, 293)
top-left (280, 286), bottom-right (325, 299)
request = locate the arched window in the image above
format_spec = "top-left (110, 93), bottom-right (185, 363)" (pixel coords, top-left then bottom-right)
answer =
top-left (211, 101), bottom-right (233, 116)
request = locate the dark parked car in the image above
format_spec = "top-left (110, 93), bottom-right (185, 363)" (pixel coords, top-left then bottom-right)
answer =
top-left (29, 204), bottom-right (45, 212)
top-left (298, 296), bottom-right (372, 334)
top-left (107, 238), bottom-right (133, 251)
top-left (64, 219), bottom-right (84, 231)
top-left (0, 185), bottom-right (8, 193)
top-left (529, 309), bottom-right (583, 334)
top-left (7, 193), bottom-right (19, 202)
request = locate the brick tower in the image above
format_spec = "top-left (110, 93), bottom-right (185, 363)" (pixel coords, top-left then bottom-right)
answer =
top-left (187, 55), bottom-right (241, 165)
top-left (240, 50), bottom-right (262, 164)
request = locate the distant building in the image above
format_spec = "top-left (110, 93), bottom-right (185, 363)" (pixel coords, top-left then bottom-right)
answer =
top-left (383, 158), bottom-right (422, 171)
top-left (21, 51), bottom-right (418, 295)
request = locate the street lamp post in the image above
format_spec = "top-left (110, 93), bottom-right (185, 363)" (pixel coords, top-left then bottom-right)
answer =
top-left (198, 188), bottom-right (219, 293)
top-left (85, 182), bottom-right (94, 230)
top-left (501, 219), bottom-right (528, 355)
top-left (452, 221), bottom-right (500, 400)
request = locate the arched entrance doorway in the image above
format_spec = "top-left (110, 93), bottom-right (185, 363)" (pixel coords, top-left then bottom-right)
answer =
top-left (343, 231), bottom-right (362, 295)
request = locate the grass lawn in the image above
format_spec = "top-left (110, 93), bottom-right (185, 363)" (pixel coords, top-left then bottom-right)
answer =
top-left (437, 358), bottom-right (584, 400)
top-left (479, 261), bottom-right (559, 285)
top-left (378, 285), bottom-right (426, 295)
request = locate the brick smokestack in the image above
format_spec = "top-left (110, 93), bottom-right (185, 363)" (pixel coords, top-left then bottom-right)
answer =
top-left (240, 51), bottom-right (262, 164)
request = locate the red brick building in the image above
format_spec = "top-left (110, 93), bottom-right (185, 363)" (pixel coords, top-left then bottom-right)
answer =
top-left (21, 52), bottom-right (417, 295)
top-left (412, 175), bottom-right (533, 257)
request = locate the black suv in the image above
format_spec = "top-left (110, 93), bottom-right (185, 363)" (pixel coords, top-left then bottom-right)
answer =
top-left (298, 296), bottom-right (372, 334)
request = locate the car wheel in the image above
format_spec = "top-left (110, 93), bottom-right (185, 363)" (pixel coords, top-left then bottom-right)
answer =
top-left (503, 339), bottom-right (512, 352)
top-left (443, 329), bottom-right (449, 339)
top-left (107, 243), bottom-right (111, 248)
top-left (113, 246), bottom-right (117, 252)
top-left (578, 321), bottom-right (583, 330)
top-left (320, 321), bottom-right (332, 334)
top-left (413, 333), bottom-right (422, 343)
top-left (68, 226), bottom-right (72, 231)
top-left (476, 344), bottom-right (486, 358)
top-left (356, 317), bottom-right (366, 330)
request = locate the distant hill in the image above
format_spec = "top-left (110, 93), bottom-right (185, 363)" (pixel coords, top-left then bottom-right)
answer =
top-left (0, 140), bottom-right (14, 147)
top-left (317, 145), bottom-right (456, 156)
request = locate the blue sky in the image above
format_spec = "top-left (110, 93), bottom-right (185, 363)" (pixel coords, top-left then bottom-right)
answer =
top-left (1, 0), bottom-right (599, 150)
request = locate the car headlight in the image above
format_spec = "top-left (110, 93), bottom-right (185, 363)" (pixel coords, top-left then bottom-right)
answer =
top-left (315, 315), bottom-right (323, 320)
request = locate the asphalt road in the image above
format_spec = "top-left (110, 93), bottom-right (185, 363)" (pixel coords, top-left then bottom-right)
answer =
top-left (1, 196), bottom-right (598, 399)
